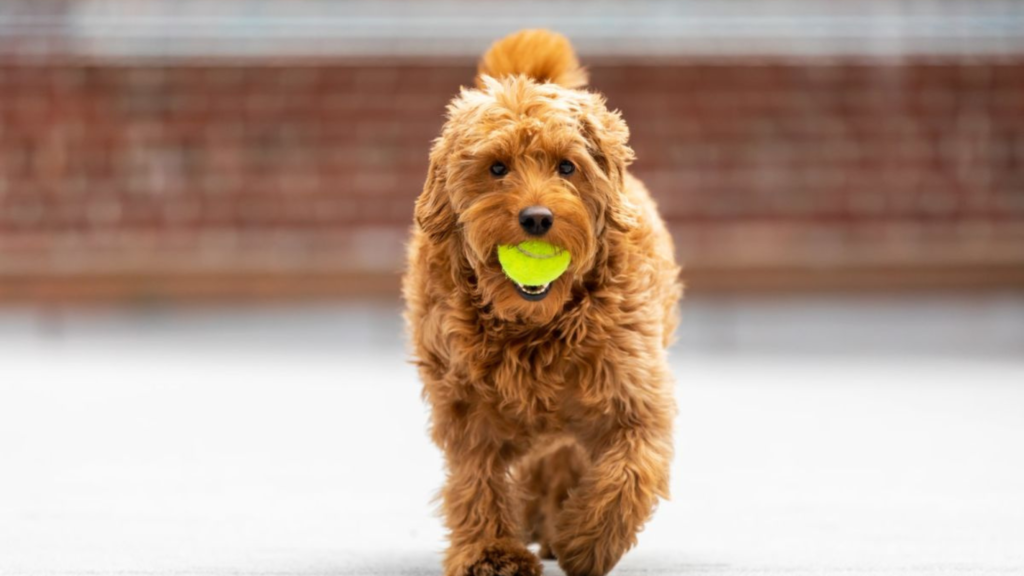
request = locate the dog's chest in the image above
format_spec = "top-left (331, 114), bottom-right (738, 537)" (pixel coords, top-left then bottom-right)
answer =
top-left (473, 339), bottom-right (582, 428)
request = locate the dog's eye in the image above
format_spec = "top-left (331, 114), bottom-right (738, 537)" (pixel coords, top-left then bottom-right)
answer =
top-left (490, 162), bottom-right (508, 177)
top-left (558, 160), bottom-right (575, 176)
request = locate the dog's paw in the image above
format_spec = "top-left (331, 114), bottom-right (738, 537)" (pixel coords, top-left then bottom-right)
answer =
top-left (454, 541), bottom-right (542, 576)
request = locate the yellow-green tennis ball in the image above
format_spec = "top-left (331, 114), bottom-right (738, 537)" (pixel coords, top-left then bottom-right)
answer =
top-left (497, 240), bottom-right (571, 286)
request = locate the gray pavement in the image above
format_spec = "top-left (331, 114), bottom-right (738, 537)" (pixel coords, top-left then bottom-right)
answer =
top-left (1, 297), bottom-right (1023, 575)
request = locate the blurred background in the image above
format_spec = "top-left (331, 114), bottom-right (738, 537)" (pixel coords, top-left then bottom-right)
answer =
top-left (1, 0), bottom-right (1023, 301)
top-left (1, 1), bottom-right (1023, 575)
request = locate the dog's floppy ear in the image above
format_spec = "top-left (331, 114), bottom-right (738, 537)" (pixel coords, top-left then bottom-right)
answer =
top-left (414, 156), bottom-right (456, 243)
top-left (581, 107), bottom-right (635, 186)
top-left (582, 108), bottom-right (639, 232)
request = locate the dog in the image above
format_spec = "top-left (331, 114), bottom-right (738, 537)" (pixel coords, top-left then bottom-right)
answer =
top-left (403, 29), bottom-right (682, 576)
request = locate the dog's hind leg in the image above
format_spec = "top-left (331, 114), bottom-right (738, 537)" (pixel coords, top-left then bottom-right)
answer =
top-left (517, 438), bottom-right (587, 559)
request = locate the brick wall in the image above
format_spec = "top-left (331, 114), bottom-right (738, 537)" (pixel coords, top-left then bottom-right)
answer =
top-left (1, 59), bottom-right (1023, 302)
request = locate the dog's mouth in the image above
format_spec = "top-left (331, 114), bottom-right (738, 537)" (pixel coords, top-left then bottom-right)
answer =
top-left (512, 281), bottom-right (552, 301)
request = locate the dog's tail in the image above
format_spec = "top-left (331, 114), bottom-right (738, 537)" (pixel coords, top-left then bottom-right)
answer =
top-left (478, 29), bottom-right (588, 89)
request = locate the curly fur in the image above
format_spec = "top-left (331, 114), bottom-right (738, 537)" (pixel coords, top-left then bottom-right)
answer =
top-left (403, 29), bottom-right (683, 576)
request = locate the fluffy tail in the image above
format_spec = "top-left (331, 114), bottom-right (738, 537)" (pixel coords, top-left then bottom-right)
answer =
top-left (477, 29), bottom-right (588, 89)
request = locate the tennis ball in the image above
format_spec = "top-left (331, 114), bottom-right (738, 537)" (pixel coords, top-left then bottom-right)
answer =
top-left (497, 240), bottom-right (571, 286)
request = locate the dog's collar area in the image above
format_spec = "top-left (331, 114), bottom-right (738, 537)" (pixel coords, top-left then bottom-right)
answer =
top-left (512, 280), bottom-right (551, 301)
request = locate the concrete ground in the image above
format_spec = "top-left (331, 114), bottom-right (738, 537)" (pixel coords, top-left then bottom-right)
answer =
top-left (1, 296), bottom-right (1023, 575)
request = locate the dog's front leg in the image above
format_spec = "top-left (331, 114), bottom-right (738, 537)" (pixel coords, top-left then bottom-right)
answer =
top-left (437, 416), bottom-right (541, 576)
top-left (553, 417), bottom-right (673, 576)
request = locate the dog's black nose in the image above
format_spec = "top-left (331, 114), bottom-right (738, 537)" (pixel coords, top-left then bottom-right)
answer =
top-left (519, 206), bottom-right (554, 236)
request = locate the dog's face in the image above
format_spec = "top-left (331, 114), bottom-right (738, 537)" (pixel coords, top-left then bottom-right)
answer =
top-left (416, 76), bottom-right (635, 323)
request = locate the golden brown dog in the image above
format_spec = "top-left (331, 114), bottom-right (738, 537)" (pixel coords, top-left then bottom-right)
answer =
top-left (403, 29), bottom-right (682, 576)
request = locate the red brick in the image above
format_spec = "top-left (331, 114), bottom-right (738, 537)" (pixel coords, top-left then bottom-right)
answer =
top-left (0, 58), bottom-right (1021, 283)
